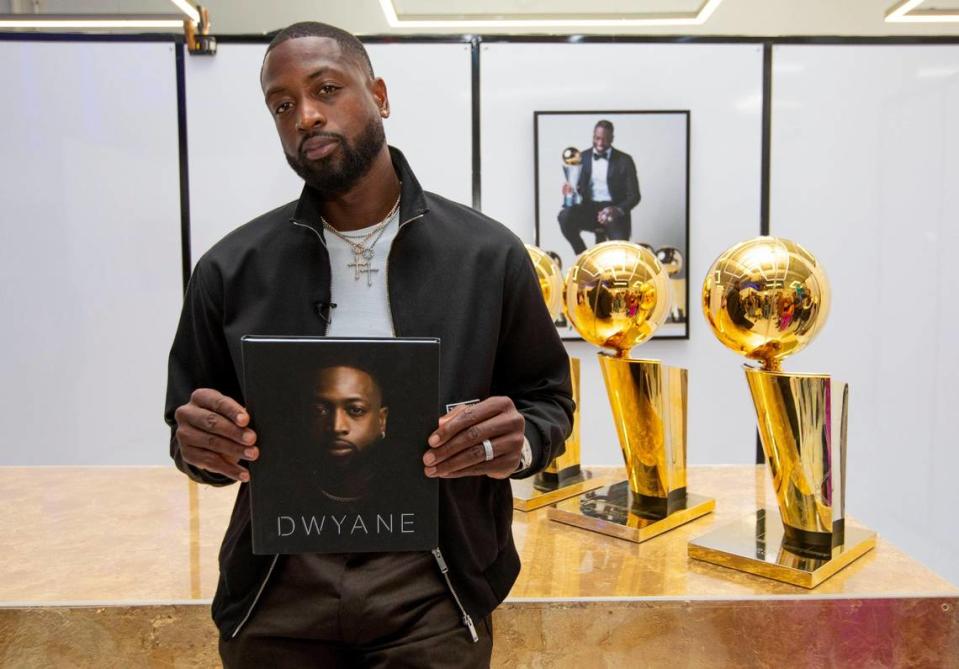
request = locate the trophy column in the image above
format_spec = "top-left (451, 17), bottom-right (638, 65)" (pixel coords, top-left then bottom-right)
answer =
top-left (746, 368), bottom-right (847, 556)
top-left (537, 356), bottom-right (583, 488)
top-left (600, 356), bottom-right (687, 517)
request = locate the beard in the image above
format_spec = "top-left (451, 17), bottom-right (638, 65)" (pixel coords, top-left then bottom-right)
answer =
top-left (285, 116), bottom-right (386, 197)
top-left (317, 435), bottom-right (384, 499)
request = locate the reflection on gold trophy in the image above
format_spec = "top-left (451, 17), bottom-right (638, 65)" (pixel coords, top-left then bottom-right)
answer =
top-left (688, 236), bottom-right (876, 587)
top-left (548, 242), bottom-right (714, 542)
top-left (511, 245), bottom-right (607, 511)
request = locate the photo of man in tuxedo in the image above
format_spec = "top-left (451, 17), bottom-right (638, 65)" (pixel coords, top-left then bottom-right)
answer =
top-left (556, 120), bottom-right (641, 255)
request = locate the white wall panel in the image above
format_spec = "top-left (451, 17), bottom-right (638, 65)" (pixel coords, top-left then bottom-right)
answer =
top-left (186, 41), bottom-right (473, 263)
top-left (0, 41), bottom-right (184, 465)
top-left (481, 43), bottom-right (764, 466)
top-left (770, 44), bottom-right (959, 585)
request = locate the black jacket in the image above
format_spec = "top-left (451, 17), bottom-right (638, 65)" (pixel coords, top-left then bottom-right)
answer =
top-left (164, 147), bottom-right (574, 640)
top-left (576, 147), bottom-right (641, 224)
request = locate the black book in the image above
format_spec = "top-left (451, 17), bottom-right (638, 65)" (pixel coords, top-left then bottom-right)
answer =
top-left (241, 336), bottom-right (440, 554)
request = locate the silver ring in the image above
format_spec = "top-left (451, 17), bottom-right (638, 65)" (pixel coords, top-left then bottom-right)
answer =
top-left (482, 439), bottom-right (494, 462)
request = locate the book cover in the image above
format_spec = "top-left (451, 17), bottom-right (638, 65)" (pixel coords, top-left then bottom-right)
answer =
top-left (241, 336), bottom-right (440, 554)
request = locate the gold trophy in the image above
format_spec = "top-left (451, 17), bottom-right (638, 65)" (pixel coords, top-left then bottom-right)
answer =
top-left (548, 242), bottom-right (714, 542)
top-left (512, 245), bottom-right (607, 511)
top-left (688, 236), bottom-right (876, 587)
top-left (562, 147), bottom-right (583, 208)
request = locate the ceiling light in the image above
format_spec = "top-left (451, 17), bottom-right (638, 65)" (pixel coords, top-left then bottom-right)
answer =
top-left (0, 16), bottom-right (185, 29)
top-left (886, 0), bottom-right (959, 23)
top-left (378, 0), bottom-right (724, 28)
top-left (0, 1), bottom-right (199, 30)
top-left (168, 0), bottom-right (200, 24)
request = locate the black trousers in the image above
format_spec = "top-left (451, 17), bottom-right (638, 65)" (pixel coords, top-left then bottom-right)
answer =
top-left (557, 201), bottom-right (630, 255)
top-left (219, 552), bottom-right (492, 668)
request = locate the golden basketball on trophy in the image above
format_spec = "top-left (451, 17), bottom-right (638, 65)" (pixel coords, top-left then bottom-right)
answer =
top-left (702, 236), bottom-right (829, 371)
top-left (655, 246), bottom-right (684, 276)
top-left (656, 246), bottom-right (686, 325)
top-left (563, 241), bottom-right (670, 356)
top-left (548, 241), bottom-right (713, 542)
top-left (690, 235), bottom-right (875, 587)
top-left (524, 244), bottom-right (564, 322)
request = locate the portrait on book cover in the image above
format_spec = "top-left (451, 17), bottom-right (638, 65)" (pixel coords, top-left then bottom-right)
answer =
top-left (242, 337), bottom-right (439, 554)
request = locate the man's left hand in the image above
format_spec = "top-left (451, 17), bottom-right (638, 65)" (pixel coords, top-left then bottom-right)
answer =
top-left (423, 397), bottom-right (525, 479)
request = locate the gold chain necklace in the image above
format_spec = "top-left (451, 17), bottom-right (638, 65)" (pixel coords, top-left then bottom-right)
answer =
top-left (320, 191), bottom-right (401, 286)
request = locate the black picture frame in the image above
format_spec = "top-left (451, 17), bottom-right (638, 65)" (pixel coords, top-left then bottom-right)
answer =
top-left (534, 109), bottom-right (691, 340)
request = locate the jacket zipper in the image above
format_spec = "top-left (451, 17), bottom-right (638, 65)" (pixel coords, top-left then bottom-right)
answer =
top-left (292, 219), bottom-right (329, 247)
top-left (224, 217), bottom-right (321, 638)
top-left (231, 553), bottom-right (279, 638)
top-left (291, 220), bottom-right (331, 335)
top-left (384, 213), bottom-right (424, 334)
top-left (431, 547), bottom-right (479, 643)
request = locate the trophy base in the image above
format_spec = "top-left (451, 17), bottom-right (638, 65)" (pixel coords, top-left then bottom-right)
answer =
top-left (547, 480), bottom-right (715, 543)
top-left (511, 469), bottom-right (608, 512)
top-left (687, 509), bottom-right (877, 588)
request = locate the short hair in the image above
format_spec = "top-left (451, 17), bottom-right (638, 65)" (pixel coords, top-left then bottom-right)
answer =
top-left (314, 364), bottom-right (388, 407)
top-left (595, 120), bottom-right (615, 134)
top-left (265, 21), bottom-right (374, 78)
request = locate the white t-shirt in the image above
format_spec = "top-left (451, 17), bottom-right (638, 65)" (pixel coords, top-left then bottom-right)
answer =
top-left (324, 208), bottom-right (399, 337)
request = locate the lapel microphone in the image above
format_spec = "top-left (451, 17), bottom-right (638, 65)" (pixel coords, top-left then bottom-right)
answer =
top-left (314, 301), bottom-right (337, 324)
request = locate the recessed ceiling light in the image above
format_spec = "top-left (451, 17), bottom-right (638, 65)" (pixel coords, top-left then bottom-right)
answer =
top-left (0, 17), bottom-right (185, 29)
top-left (0, 1), bottom-right (199, 29)
top-left (378, 0), bottom-right (724, 28)
top-left (886, 0), bottom-right (959, 23)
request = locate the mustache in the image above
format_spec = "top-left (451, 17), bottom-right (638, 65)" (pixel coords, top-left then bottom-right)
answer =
top-left (299, 131), bottom-right (346, 154)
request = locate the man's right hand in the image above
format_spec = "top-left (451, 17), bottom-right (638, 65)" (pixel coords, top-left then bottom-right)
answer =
top-left (561, 183), bottom-right (573, 196)
top-left (174, 388), bottom-right (258, 482)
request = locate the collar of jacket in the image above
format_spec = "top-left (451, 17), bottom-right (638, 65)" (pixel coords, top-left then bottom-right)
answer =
top-left (288, 145), bottom-right (430, 237)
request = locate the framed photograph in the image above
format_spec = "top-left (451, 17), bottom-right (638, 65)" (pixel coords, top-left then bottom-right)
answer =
top-left (534, 110), bottom-right (690, 339)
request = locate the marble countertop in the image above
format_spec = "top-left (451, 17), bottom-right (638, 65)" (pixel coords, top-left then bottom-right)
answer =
top-left (0, 465), bottom-right (955, 605)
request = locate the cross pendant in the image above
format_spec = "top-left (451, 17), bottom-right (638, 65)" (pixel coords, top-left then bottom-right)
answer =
top-left (348, 261), bottom-right (379, 287)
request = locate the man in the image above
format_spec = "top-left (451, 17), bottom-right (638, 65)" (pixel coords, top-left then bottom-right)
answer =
top-left (311, 365), bottom-right (389, 502)
top-left (557, 120), bottom-right (641, 255)
top-left (164, 21), bottom-right (573, 667)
